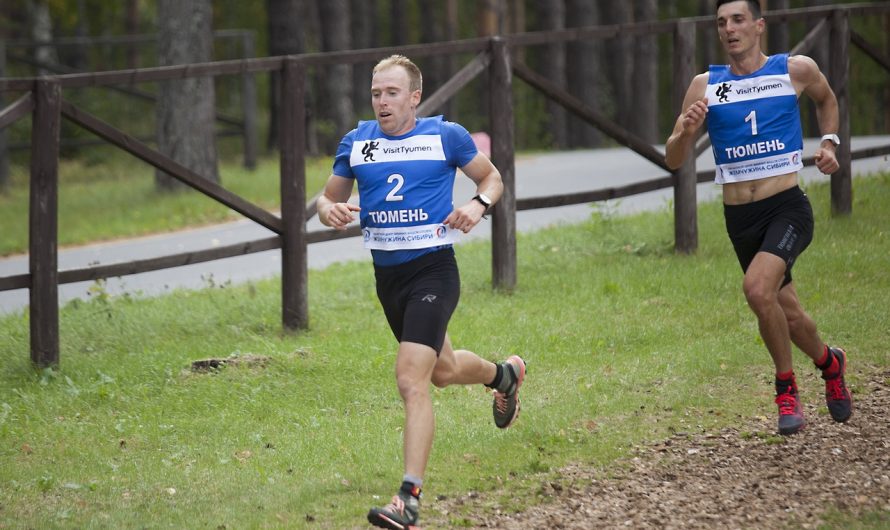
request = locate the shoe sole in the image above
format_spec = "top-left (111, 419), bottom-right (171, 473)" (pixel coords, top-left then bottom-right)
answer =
top-left (778, 420), bottom-right (806, 436)
top-left (368, 512), bottom-right (421, 530)
top-left (496, 355), bottom-right (526, 429)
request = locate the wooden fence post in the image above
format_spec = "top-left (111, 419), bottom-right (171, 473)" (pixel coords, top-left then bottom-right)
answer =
top-left (829, 8), bottom-right (852, 216)
top-left (489, 37), bottom-right (517, 290)
top-left (673, 20), bottom-right (698, 254)
top-left (29, 78), bottom-right (62, 367)
top-left (241, 31), bottom-right (258, 171)
top-left (279, 58), bottom-right (308, 331)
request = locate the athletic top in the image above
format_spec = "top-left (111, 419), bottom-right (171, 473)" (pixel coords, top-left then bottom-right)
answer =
top-left (333, 115), bottom-right (478, 266)
top-left (705, 53), bottom-right (804, 184)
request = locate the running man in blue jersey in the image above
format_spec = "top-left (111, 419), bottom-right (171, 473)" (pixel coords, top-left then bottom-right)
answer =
top-left (317, 54), bottom-right (526, 529)
top-left (665, 0), bottom-right (852, 436)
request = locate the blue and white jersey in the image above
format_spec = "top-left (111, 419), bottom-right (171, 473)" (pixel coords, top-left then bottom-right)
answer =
top-left (706, 54), bottom-right (804, 184)
top-left (333, 116), bottom-right (478, 266)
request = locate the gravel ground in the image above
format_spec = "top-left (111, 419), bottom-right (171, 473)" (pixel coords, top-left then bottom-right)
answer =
top-left (427, 370), bottom-right (890, 529)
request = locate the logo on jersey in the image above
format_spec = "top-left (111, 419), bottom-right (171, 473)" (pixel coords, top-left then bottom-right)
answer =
top-left (422, 294), bottom-right (437, 303)
top-left (736, 82), bottom-right (784, 96)
top-left (351, 135), bottom-right (446, 167)
top-left (362, 140), bottom-right (379, 162)
top-left (717, 82), bottom-right (732, 102)
top-left (708, 74), bottom-right (795, 107)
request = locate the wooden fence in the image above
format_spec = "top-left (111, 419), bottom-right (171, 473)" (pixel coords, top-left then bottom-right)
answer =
top-left (1, 30), bottom-right (259, 170)
top-left (1, 3), bottom-right (889, 367)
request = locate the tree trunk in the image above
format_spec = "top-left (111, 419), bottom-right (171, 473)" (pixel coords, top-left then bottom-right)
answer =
top-left (601, 2), bottom-right (633, 128)
top-left (632, 0), bottom-right (658, 143)
top-left (351, 0), bottom-right (377, 117)
top-left (0, 42), bottom-right (7, 191)
top-left (155, 0), bottom-right (219, 191)
top-left (885, 13), bottom-right (890, 135)
top-left (478, 0), bottom-right (505, 36)
top-left (419, 0), bottom-right (448, 117)
top-left (300, 0), bottom-right (322, 155)
top-left (125, 0), bottom-right (140, 69)
top-left (698, 0), bottom-right (717, 68)
top-left (565, 0), bottom-right (601, 148)
top-left (318, 0), bottom-right (353, 153)
top-left (27, 0), bottom-right (57, 76)
top-left (535, 0), bottom-right (567, 149)
top-left (266, 0), bottom-right (304, 151)
top-left (506, 0), bottom-right (525, 34)
top-left (390, 0), bottom-right (409, 46)
top-left (806, 0), bottom-right (832, 136)
top-left (443, 0), bottom-right (459, 120)
top-left (72, 0), bottom-right (89, 70)
top-left (476, 0), bottom-right (505, 127)
top-left (767, 0), bottom-right (790, 54)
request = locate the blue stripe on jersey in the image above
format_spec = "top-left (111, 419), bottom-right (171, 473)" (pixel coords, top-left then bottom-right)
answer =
top-left (706, 54), bottom-right (804, 184)
top-left (333, 116), bottom-right (478, 266)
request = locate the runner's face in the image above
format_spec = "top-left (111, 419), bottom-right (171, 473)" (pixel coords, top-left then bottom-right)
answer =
top-left (716, 1), bottom-right (764, 57)
top-left (371, 65), bottom-right (420, 136)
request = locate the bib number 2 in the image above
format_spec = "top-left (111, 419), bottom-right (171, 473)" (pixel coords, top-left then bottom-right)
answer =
top-left (386, 174), bottom-right (404, 202)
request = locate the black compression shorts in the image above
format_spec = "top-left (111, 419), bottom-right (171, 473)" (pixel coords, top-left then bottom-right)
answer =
top-left (373, 248), bottom-right (460, 354)
top-left (723, 185), bottom-right (814, 287)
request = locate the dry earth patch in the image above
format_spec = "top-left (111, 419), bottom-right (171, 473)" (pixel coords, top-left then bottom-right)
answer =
top-left (429, 370), bottom-right (890, 529)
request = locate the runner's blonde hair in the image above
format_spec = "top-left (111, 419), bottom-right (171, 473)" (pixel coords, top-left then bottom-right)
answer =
top-left (373, 55), bottom-right (423, 93)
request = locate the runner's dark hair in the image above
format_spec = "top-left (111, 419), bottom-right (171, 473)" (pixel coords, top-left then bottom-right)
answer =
top-left (716, 0), bottom-right (762, 19)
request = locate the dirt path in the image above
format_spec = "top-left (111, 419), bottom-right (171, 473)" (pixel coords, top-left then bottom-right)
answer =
top-left (428, 370), bottom-right (890, 529)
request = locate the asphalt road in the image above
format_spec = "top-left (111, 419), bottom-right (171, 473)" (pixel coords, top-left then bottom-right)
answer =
top-left (1, 137), bottom-right (888, 315)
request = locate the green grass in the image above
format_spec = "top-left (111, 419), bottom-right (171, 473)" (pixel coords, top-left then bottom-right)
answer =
top-left (0, 147), bottom-right (332, 256)
top-left (1, 174), bottom-right (889, 528)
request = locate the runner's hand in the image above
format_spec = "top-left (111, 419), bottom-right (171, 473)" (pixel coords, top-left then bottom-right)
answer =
top-left (444, 201), bottom-right (486, 233)
top-left (814, 147), bottom-right (839, 175)
top-left (325, 202), bottom-right (361, 230)
top-left (681, 97), bottom-right (708, 135)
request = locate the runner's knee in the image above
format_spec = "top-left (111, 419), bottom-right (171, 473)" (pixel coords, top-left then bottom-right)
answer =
top-left (430, 365), bottom-right (453, 388)
top-left (743, 276), bottom-right (777, 314)
top-left (396, 374), bottom-right (430, 401)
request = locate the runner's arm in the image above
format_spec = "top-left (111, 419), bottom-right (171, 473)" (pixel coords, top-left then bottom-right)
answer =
top-left (665, 73), bottom-right (709, 170)
top-left (444, 152), bottom-right (503, 233)
top-left (790, 55), bottom-right (840, 174)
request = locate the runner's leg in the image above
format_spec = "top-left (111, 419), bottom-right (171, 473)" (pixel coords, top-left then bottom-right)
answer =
top-left (743, 251), bottom-right (793, 373)
top-left (396, 340), bottom-right (438, 480)
top-left (431, 334), bottom-right (497, 388)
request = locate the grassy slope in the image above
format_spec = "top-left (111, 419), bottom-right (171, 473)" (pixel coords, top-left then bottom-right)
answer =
top-left (0, 150), bottom-right (332, 256)
top-left (0, 174), bottom-right (888, 528)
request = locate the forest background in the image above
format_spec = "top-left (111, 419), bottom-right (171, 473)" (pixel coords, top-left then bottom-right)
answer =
top-left (1, 4), bottom-right (888, 526)
top-left (1, 0), bottom-right (888, 190)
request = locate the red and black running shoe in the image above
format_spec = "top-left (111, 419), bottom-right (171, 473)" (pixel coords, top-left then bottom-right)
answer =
top-left (823, 347), bottom-right (853, 423)
top-left (775, 389), bottom-right (806, 435)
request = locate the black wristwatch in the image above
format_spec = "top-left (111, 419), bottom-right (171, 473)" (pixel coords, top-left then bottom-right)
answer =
top-left (472, 193), bottom-right (492, 209)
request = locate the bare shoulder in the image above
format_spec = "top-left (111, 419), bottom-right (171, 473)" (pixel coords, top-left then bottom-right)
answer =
top-left (687, 72), bottom-right (709, 97)
top-left (787, 54), bottom-right (822, 83)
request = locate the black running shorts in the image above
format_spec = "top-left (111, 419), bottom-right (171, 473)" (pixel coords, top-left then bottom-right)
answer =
top-left (373, 248), bottom-right (460, 354)
top-left (723, 185), bottom-right (814, 287)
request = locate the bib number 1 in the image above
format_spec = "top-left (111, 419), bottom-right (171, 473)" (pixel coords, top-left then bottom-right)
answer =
top-left (745, 110), bottom-right (758, 136)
